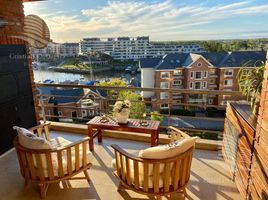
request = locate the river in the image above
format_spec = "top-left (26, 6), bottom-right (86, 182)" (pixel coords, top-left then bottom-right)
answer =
top-left (33, 69), bottom-right (141, 84)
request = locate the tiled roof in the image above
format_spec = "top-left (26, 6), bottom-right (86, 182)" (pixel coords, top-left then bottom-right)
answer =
top-left (217, 51), bottom-right (266, 67)
top-left (140, 51), bottom-right (267, 70)
top-left (48, 88), bottom-right (84, 104)
top-left (155, 53), bottom-right (189, 70)
top-left (139, 57), bottom-right (161, 68)
top-left (200, 52), bottom-right (229, 66)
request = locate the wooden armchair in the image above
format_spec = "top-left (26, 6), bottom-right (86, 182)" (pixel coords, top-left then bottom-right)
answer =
top-left (167, 126), bottom-right (190, 142)
top-left (13, 122), bottom-right (92, 199)
top-left (111, 133), bottom-right (195, 199)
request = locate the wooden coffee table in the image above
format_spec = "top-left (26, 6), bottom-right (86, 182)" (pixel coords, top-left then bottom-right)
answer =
top-left (87, 116), bottom-right (160, 151)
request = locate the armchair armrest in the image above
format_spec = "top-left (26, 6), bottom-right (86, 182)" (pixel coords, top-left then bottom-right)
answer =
top-left (29, 122), bottom-right (51, 140)
top-left (167, 126), bottom-right (190, 138)
top-left (111, 144), bottom-right (142, 162)
top-left (29, 122), bottom-right (51, 132)
top-left (53, 137), bottom-right (90, 152)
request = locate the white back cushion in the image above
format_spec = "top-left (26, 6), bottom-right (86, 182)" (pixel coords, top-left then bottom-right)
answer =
top-left (13, 126), bottom-right (51, 150)
top-left (139, 137), bottom-right (198, 159)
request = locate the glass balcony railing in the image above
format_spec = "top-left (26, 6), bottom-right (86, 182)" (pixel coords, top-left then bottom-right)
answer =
top-left (35, 82), bottom-right (242, 141)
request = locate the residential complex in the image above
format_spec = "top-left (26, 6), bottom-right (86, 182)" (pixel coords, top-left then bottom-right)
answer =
top-left (30, 42), bottom-right (79, 60)
top-left (140, 51), bottom-right (266, 110)
top-left (79, 36), bottom-right (204, 60)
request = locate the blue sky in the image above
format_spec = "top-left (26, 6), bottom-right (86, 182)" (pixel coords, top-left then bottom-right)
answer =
top-left (24, 0), bottom-right (268, 42)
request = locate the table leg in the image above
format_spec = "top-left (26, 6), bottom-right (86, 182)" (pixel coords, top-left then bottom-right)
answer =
top-left (97, 128), bottom-right (102, 143)
top-left (151, 131), bottom-right (156, 147)
top-left (88, 126), bottom-right (94, 151)
top-left (151, 130), bottom-right (159, 147)
top-left (156, 130), bottom-right (159, 145)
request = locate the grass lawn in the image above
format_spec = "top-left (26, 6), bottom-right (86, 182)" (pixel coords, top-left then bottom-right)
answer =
top-left (60, 58), bottom-right (110, 70)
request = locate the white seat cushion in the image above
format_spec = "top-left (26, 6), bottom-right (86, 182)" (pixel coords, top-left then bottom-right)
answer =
top-left (111, 159), bottom-right (172, 188)
top-left (139, 137), bottom-right (198, 159)
top-left (31, 136), bottom-right (93, 177)
top-left (13, 126), bottom-right (51, 149)
top-left (111, 137), bottom-right (198, 188)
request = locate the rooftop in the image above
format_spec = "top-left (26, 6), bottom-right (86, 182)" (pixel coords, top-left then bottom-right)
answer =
top-left (0, 131), bottom-right (241, 200)
top-left (139, 51), bottom-right (267, 70)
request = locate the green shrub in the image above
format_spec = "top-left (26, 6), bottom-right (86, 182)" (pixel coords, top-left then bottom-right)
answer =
top-left (150, 111), bottom-right (163, 121)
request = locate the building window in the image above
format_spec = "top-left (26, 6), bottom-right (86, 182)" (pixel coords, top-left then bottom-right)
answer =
top-left (210, 69), bottom-right (216, 74)
top-left (160, 92), bottom-right (169, 99)
top-left (173, 80), bottom-right (182, 85)
top-left (204, 71), bottom-right (208, 78)
top-left (195, 72), bottom-right (202, 80)
top-left (190, 71), bottom-right (194, 79)
top-left (161, 72), bottom-right (170, 79)
top-left (208, 99), bottom-right (213, 105)
top-left (242, 69), bottom-right (250, 76)
top-left (190, 82), bottom-right (193, 89)
top-left (58, 111), bottom-right (63, 116)
top-left (203, 81), bottom-right (207, 88)
top-left (82, 110), bottom-right (87, 117)
top-left (194, 82), bottom-right (202, 89)
top-left (160, 104), bottom-right (169, 109)
top-left (160, 82), bottom-right (169, 89)
top-left (174, 70), bottom-right (182, 75)
top-left (224, 79), bottom-right (233, 86)
top-left (197, 62), bottom-right (202, 67)
top-left (224, 69), bottom-right (233, 76)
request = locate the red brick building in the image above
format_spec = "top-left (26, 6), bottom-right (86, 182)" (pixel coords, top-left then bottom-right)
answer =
top-left (140, 51), bottom-right (266, 110)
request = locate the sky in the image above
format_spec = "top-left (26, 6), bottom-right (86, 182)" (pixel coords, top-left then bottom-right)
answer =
top-left (23, 0), bottom-right (268, 43)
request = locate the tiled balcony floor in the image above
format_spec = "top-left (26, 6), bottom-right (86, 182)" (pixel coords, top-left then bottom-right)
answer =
top-left (0, 131), bottom-right (242, 200)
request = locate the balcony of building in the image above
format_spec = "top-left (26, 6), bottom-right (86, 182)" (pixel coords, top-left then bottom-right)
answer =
top-left (1, 129), bottom-right (242, 200)
top-left (173, 74), bottom-right (184, 79)
top-left (0, 83), bottom-right (245, 200)
top-left (209, 84), bottom-right (218, 88)
top-left (173, 86), bottom-right (184, 90)
top-left (209, 74), bottom-right (218, 78)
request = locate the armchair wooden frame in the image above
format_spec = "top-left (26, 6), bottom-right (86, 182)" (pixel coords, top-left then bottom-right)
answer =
top-left (111, 144), bottom-right (194, 200)
top-left (13, 122), bottom-right (92, 199)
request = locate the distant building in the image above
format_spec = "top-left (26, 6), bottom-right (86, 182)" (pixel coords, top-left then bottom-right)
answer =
top-left (139, 51), bottom-right (266, 110)
top-left (31, 42), bottom-right (79, 60)
top-left (38, 87), bottom-right (105, 121)
top-left (58, 43), bottom-right (79, 58)
top-left (79, 36), bottom-right (204, 60)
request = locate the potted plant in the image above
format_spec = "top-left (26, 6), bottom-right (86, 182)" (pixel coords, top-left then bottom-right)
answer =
top-left (150, 111), bottom-right (163, 121)
top-left (237, 62), bottom-right (265, 123)
top-left (113, 100), bottom-right (131, 124)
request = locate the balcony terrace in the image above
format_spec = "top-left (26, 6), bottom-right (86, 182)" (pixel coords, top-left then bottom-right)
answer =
top-left (0, 82), bottom-right (245, 199)
top-left (0, 130), bottom-right (242, 200)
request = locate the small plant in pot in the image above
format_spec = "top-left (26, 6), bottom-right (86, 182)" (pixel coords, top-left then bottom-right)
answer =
top-left (237, 62), bottom-right (265, 124)
top-left (150, 111), bottom-right (163, 122)
top-left (113, 100), bottom-right (131, 124)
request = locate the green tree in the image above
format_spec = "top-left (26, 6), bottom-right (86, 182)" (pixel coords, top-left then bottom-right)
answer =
top-left (118, 91), bottom-right (146, 119)
top-left (202, 41), bottom-right (227, 52)
top-left (98, 78), bottom-right (146, 119)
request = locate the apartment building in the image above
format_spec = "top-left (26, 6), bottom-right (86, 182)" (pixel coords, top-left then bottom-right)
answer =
top-left (79, 36), bottom-right (203, 60)
top-left (31, 42), bottom-right (79, 60)
top-left (140, 51), bottom-right (266, 110)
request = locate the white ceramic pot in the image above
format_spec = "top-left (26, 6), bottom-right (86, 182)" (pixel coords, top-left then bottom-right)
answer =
top-left (114, 110), bottom-right (130, 124)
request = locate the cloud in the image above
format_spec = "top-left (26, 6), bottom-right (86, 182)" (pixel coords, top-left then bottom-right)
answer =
top-left (24, 0), bottom-right (268, 42)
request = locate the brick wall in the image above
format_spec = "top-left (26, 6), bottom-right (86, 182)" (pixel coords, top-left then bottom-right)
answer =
top-left (0, 0), bottom-right (40, 122)
top-left (217, 68), bottom-right (246, 105)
